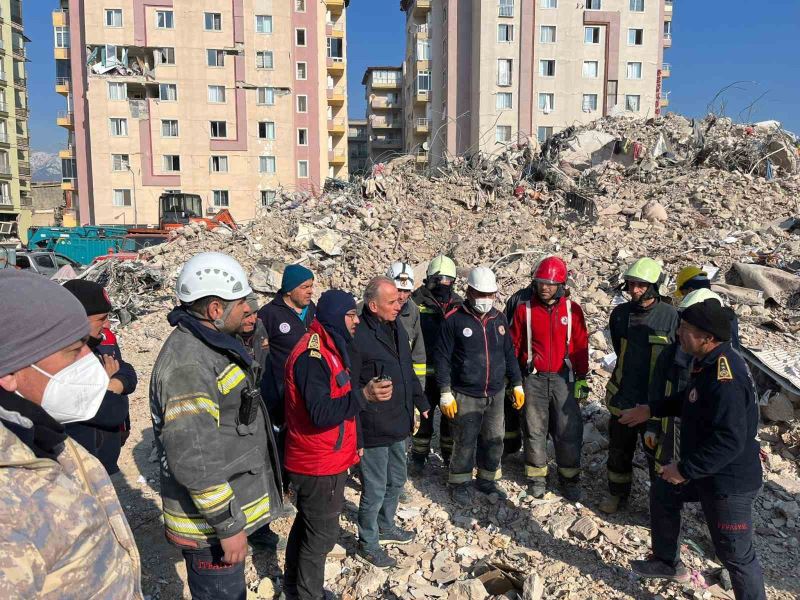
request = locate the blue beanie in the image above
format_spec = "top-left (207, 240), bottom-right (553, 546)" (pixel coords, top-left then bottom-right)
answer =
top-left (280, 264), bottom-right (314, 294)
top-left (316, 290), bottom-right (357, 340)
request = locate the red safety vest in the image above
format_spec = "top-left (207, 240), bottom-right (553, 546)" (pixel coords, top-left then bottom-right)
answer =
top-left (284, 320), bottom-right (358, 476)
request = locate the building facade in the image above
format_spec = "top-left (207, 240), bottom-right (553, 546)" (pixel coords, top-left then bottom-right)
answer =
top-left (0, 0), bottom-right (31, 245)
top-left (347, 118), bottom-right (368, 175)
top-left (362, 66), bottom-right (404, 167)
top-left (400, 0), bottom-right (673, 167)
top-left (53, 0), bottom-right (349, 227)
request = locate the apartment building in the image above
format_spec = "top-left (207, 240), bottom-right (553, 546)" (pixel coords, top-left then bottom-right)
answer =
top-left (400, 0), bottom-right (673, 167)
top-left (53, 0), bottom-right (349, 227)
top-left (0, 0), bottom-right (31, 244)
top-left (362, 66), bottom-right (404, 167)
top-left (348, 118), bottom-right (368, 175)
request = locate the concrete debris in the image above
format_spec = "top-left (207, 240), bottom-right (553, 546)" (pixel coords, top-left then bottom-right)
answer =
top-left (569, 516), bottom-right (600, 541)
top-left (761, 392), bottom-right (796, 423)
top-left (446, 578), bottom-right (488, 600)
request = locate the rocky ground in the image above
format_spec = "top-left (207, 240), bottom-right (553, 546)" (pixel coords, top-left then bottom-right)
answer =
top-left (97, 112), bottom-right (799, 599)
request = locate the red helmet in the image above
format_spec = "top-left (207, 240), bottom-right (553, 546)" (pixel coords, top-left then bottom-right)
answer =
top-left (533, 256), bottom-right (567, 285)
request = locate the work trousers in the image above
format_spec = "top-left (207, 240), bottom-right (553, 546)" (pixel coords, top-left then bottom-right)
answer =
top-left (357, 440), bottom-right (407, 548)
top-left (607, 412), bottom-right (655, 497)
top-left (521, 372), bottom-right (582, 482)
top-left (284, 471), bottom-right (347, 600)
top-left (449, 390), bottom-right (505, 485)
top-left (182, 545), bottom-right (246, 600)
top-left (411, 377), bottom-right (452, 461)
top-left (650, 478), bottom-right (766, 600)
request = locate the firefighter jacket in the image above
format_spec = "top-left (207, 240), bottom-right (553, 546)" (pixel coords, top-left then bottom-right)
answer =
top-left (411, 286), bottom-right (463, 379)
top-left (284, 319), bottom-right (361, 476)
top-left (606, 299), bottom-right (679, 413)
top-left (150, 307), bottom-right (283, 549)
top-left (397, 298), bottom-right (427, 388)
top-left (505, 287), bottom-right (589, 378)
top-left (434, 304), bottom-right (523, 398)
top-left (650, 342), bottom-right (762, 495)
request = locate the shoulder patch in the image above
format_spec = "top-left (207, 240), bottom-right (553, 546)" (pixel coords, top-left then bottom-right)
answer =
top-left (309, 350), bottom-right (322, 359)
top-left (717, 356), bottom-right (733, 381)
top-left (308, 333), bottom-right (321, 351)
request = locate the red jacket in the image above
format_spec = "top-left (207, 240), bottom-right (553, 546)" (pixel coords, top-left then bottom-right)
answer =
top-left (283, 321), bottom-right (359, 476)
top-left (505, 289), bottom-right (589, 378)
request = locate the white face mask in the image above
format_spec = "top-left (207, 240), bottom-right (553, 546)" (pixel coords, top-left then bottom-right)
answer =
top-left (473, 298), bottom-right (494, 314)
top-left (33, 353), bottom-right (110, 424)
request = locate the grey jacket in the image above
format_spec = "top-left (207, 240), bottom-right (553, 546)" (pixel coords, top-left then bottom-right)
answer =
top-left (398, 299), bottom-right (426, 388)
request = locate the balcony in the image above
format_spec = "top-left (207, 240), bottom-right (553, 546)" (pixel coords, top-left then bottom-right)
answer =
top-left (59, 146), bottom-right (74, 159)
top-left (13, 76), bottom-right (25, 89)
top-left (326, 20), bottom-right (344, 38)
top-left (57, 110), bottom-right (74, 128)
top-left (415, 117), bottom-right (430, 134)
top-left (55, 77), bottom-right (71, 95)
top-left (661, 63), bottom-right (671, 77)
top-left (326, 56), bottom-right (345, 74)
top-left (665, 0), bottom-right (673, 12)
top-left (416, 59), bottom-right (431, 71)
top-left (370, 97), bottom-right (401, 110)
top-left (663, 32), bottom-right (672, 47)
top-left (372, 77), bottom-right (401, 90)
top-left (18, 161), bottom-right (30, 177)
top-left (328, 150), bottom-right (346, 165)
top-left (660, 91), bottom-right (670, 107)
top-left (412, 0), bottom-right (430, 16)
top-left (415, 149), bottom-right (428, 163)
top-left (17, 136), bottom-right (28, 149)
top-left (52, 9), bottom-right (69, 27)
top-left (62, 178), bottom-right (76, 191)
top-left (372, 136), bottom-right (402, 149)
top-left (415, 23), bottom-right (429, 39)
top-left (15, 106), bottom-right (28, 119)
top-left (324, 0), bottom-right (345, 14)
top-left (328, 118), bottom-right (346, 135)
top-left (11, 46), bottom-right (25, 61)
top-left (415, 89), bottom-right (430, 104)
top-left (371, 117), bottom-right (401, 129)
top-left (327, 86), bottom-right (345, 105)
top-left (10, 11), bottom-right (22, 30)
top-left (55, 46), bottom-right (70, 60)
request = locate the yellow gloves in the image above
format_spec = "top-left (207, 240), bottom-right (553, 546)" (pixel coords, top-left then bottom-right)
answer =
top-left (574, 379), bottom-right (589, 400)
top-left (644, 431), bottom-right (658, 450)
top-left (512, 385), bottom-right (525, 410)
top-left (440, 392), bottom-right (457, 419)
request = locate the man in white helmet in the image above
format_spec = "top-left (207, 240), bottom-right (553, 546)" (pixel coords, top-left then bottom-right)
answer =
top-left (386, 261), bottom-right (426, 389)
top-left (150, 252), bottom-right (283, 600)
top-left (433, 267), bottom-right (523, 504)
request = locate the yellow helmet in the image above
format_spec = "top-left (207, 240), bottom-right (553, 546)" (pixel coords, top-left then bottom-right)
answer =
top-left (674, 265), bottom-right (708, 299)
top-left (678, 288), bottom-right (723, 310)
top-left (426, 255), bottom-right (457, 279)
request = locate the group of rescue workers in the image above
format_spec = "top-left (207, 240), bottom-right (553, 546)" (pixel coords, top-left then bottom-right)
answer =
top-left (0, 250), bottom-right (766, 600)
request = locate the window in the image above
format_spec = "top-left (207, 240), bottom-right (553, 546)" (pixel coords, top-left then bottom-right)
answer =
top-left (497, 59), bottom-right (512, 86)
top-left (54, 26), bottom-right (70, 48)
top-left (583, 60), bottom-right (599, 78)
top-left (105, 8), bottom-right (122, 27)
top-left (258, 121), bottom-right (276, 140)
top-left (327, 37), bottom-right (343, 59)
top-left (255, 15), bottom-right (273, 34)
top-left (499, 0), bottom-right (514, 17)
top-left (297, 160), bottom-right (309, 178)
top-left (158, 47), bottom-right (175, 65)
top-left (297, 128), bottom-right (308, 145)
top-left (630, 0), bottom-right (644, 11)
top-left (539, 59), bottom-right (556, 77)
top-left (156, 10), bottom-right (174, 29)
top-left (256, 51), bottom-right (274, 69)
top-left (159, 83), bottom-right (177, 101)
top-left (210, 156), bottom-right (228, 172)
top-left (111, 154), bottom-right (129, 171)
top-left (585, 26), bottom-right (601, 44)
top-left (586, 0), bottom-right (601, 9)
top-left (664, 21), bottom-right (672, 37)
top-left (627, 62), bottom-right (643, 79)
top-left (207, 49), bottom-right (225, 67)
top-left (416, 70), bottom-right (431, 92)
top-left (297, 95), bottom-right (308, 112)
top-left (498, 24), bottom-right (514, 42)
top-left (212, 190), bottom-right (229, 207)
top-left (417, 39), bottom-right (431, 60)
top-left (295, 0), bottom-right (306, 10)
top-left (296, 62), bottom-right (307, 80)
top-left (296, 29), bottom-right (306, 46)
top-left (540, 25), bottom-right (556, 43)
top-left (541, 0), bottom-right (557, 7)
top-left (259, 156), bottom-right (276, 174)
top-left (537, 126), bottom-right (553, 142)
top-left (257, 87), bottom-right (275, 105)
top-left (109, 118), bottom-right (128, 136)
top-left (496, 92), bottom-right (512, 110)
top-left (538, 93), bottom-right (555, 112)
top-left (163, 155), bottom-right (181, 172)
top-left (261, 190), bottom-right (276, 206)
top-left (628, 28), bottom-right (643, 45)
top-left (210, 121), bottom-right (227, 138)
top-left (161, 119), bottom-right (179, 137)
top-left (496, 126), bottom-right (512, 143)
top-left (108, 82), bottom-right (127, 101)
top-left (112, 189), bottom-right (131, 207)
top-left (582, 94), bottom-right (598, 112)
top-left (625, 95), bottom-right (641, 111)
top-left (208, 85), bottom-right (226, 103)
top-left (204, 12), bottom-right (221, 31)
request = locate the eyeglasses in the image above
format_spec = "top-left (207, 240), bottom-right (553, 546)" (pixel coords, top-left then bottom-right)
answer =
top-left (344, 312), bottom-right (359, 320)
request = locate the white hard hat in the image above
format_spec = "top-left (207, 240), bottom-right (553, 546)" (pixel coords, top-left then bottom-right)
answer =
top-left (176, 252), bottom-right (252, 303)
top-left (678, 288), bottom-right (724, 310)
top-left (467, 267), bottom-right (498, 294)
top-left (387, 261), bottom-right (415, 291)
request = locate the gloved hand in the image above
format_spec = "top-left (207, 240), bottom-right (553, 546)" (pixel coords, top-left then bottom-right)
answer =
top-left (440, 392), bottom-right (457, 419)
top-left (574, 379), bottom-right (589, 400)
top-left (511, 385), bottom-right (525, 410)
top-left (643, 431), bottom-right (658, 450)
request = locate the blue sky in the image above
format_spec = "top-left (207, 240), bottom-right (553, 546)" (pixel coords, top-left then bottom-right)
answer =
top-left (26, 0), bottom-right (799, 154)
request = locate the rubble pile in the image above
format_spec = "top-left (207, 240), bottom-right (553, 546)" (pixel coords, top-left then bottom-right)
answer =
top-left (104, 112), bottom-right (800, 598)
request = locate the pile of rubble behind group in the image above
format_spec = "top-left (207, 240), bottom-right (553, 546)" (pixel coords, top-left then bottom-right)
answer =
top-left (94, 112), bottom-right (800, 599)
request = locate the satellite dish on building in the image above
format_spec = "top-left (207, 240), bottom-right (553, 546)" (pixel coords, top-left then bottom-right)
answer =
top-left (422, 141), bottom-right (430, 151)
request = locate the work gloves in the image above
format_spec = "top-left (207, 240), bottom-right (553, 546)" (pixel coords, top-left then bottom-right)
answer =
top-left (643, 431), bottom-right (658, 450)
top-left (574, 379), bottom-right (589, 400)
top-left (511, 385), bottom-right (525, 410)
top-left (440, 391), bottom-right (457, 419)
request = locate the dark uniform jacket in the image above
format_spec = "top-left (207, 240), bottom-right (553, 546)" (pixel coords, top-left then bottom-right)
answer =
top-left (651, 342), bottom-right (762, 495)
top-left (354, 308), bottom-right (429, 448)
top-left (434, 304), bottom-right (523, 398)
top-left (411, 286), bottom-right (463, 380)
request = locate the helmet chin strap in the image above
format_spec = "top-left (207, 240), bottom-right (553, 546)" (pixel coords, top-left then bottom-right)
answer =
top-left (188, 301), bottom-right (237, 333)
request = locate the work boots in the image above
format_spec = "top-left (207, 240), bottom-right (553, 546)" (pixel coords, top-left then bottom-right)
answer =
top-left (630, 557), bottom-right (691, 583)
top-left (558, 475), bottom-right (582, 503)
top-left (527, 478), bottom-right (547, 499)
top-left (474, 479), bottom-right (508, 500)
top-left (450, 483), bottom-right (471, 504)
top-left (407, 455), bottom-right (426, 477)
top-left (599, 494), bottom-right (627, 514)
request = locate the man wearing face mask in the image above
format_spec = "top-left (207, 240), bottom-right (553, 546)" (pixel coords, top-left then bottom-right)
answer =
top-left (62, 279), bottom-right (137, 477)
top-left (434, 267), bottom-right (523, 504)
top-left (151, 252), bottom-right (283, 600)
top-left (409, 255), bottom-right (462, 474)
top-left (0, 270), bottom-right (142, 598)
top-left (600, 257), bottom-right (679, 515)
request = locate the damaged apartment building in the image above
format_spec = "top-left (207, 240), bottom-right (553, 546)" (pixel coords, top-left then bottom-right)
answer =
top-left (53, 0), bottom-right (350, 227)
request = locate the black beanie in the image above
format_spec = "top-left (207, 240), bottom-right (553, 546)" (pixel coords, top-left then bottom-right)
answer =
top-left (316, 289), bottom-right (357, 340)
top-left (680, 298), bottom-right (733, 342)
top-left (63, 279), bottom-right (113, 316)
